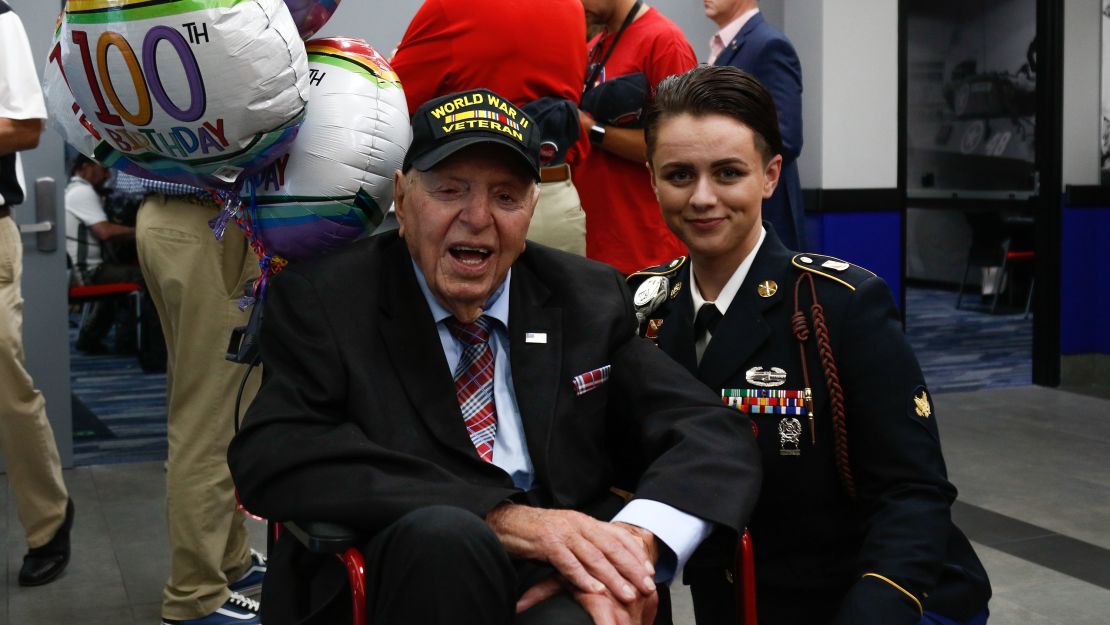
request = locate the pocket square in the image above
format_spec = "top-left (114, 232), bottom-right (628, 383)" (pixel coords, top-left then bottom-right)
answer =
top-left (572, 365), bottom-right (611, 396)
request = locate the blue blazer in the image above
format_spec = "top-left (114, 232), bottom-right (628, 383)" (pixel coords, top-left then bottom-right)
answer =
top-left (714, 13), bottom-right (805, 249)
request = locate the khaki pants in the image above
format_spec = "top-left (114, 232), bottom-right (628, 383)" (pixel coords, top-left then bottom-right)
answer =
top-left (136, 195), bottom-right (259, 619)
top-left (527, 167), bottom-right (586, 256)
top-left (0, 217), bottom-right (69, 549)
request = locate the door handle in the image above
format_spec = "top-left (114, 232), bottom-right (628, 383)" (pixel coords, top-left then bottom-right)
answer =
top-left (23, 177), bottom-right (58, 253)
top-left (18, 221), bottom-right (53, 234)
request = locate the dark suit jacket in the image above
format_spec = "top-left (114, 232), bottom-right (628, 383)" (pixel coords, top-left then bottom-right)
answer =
top-left (628, 227), bottom-right (990, 625)
top-left (228, 232), bottom-right (762, 625)
top-left (714, 13), bottom-right (805, 249)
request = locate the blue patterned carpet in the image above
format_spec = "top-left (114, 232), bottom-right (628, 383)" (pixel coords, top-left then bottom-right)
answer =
top-left (70, 319), bottom-right (168, 467)
top-left (68, 286), bottom-right (1032, 466)
top-left (904, 285), bottom-right (1033, 393)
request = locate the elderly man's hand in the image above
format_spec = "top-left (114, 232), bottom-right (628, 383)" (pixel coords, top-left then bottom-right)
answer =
top-left (575, 585), bottom-right (659, 625)
top-left (515, 576), bottom-right (658, 625)
top-left (486, 504), bottom-right (656, 602)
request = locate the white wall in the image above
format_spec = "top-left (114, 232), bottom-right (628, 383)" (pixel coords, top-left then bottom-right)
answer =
top-left (760, 0), bottom-right (784, 32)
top-left (784, 0), bottom-right (897, 190)
top-left (1063, 0), bottom-right (1102, 186)
top-left (818, 0), bottom-right (898, 189)
top-left (784, 0), bottom-right (823, 188)
top-left (312, 0), bottom-right (420, 54)
top-left (314, 0), bottom-right (719, 63)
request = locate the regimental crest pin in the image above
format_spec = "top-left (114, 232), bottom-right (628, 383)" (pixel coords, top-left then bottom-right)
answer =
top-left (645, 318), bottom-right (664, 341)
top-left (670, 281), bottom-right (682, 298)
top-left (746, 366), bottom-right (787, 387)
top-left (914, 388), bottom-right (932, 418)
top-left (758, 280), bottom-right (778, 298)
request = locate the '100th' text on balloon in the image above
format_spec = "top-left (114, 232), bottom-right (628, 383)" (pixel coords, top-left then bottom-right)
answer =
top-left (67, 25), bottom-right (231, 159)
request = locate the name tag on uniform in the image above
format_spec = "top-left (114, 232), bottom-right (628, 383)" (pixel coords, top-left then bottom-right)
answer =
top-left (525, 332), bottom-right (547, 344)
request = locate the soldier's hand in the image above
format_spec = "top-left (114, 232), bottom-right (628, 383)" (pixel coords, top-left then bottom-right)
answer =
top-left (487, 504), bottom-right (656, 602)
top-left (516, 575), bottom-right (658, 625)
top-left (575, 584), bottom-right (658, 625)
top-left (516, 577), bottom-right (563, 613)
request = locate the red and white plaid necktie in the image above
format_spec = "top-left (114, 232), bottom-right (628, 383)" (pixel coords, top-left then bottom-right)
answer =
top-left (445, 316), bottom-right (497, 462)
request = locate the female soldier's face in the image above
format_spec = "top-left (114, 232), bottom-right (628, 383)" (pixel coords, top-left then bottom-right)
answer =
top-left (650, 113), bottom-right (782, 269)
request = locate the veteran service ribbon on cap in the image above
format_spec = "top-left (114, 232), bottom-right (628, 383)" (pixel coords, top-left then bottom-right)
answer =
top-left (404, 88), bottom-right (542, 180)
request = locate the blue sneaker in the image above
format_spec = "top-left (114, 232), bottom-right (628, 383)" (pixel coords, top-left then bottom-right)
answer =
top-left (161, 592), bottom-right (260, 625)
top-left (228, 549), bottom-right (266, 594)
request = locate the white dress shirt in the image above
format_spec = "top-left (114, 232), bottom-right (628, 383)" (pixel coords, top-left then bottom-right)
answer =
top-left (691, 226), bottom-right (767, 363)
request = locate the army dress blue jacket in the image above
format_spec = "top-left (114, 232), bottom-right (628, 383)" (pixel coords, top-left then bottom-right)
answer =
top-left (627, 225), bottom-right (990, 625)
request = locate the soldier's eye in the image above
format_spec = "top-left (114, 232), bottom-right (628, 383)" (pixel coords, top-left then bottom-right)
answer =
top-left (665, 170), bottom-right (693, 184)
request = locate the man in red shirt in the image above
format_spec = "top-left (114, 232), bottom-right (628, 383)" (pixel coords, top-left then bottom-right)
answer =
top-left (576, 0), bottom-right (697, 274)
top-left (391, 0), bottom-right (590, 256)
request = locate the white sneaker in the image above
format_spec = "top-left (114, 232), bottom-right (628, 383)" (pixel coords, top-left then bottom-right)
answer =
top-left (161, 591), bottom-right (260, 625)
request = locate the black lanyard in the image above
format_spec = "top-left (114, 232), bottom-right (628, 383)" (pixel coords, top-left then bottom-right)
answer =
top-left (583, 0), bottom-right (643, 94)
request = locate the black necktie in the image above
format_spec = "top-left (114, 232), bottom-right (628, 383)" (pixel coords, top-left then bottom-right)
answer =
top-left (694, 303), bottom-right (723, 342)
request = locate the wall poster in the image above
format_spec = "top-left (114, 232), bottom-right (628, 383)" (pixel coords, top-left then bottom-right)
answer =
top-left (906, 0), bottom-right (1037, 199)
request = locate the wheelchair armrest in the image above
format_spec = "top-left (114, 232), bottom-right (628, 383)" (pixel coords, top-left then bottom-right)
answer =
top-left (284, 521), bottom-right (371, 625)
top-left (284, 520), bottom-right (364, 554)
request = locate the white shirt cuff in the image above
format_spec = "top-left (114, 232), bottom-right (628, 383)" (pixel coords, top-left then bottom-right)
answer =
top-left (611, 499), bottom-right (713, 583)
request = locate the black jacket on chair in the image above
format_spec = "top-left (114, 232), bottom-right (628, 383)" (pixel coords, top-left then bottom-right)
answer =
top-left (228, 232), bottom-right (762, 625)
top-left (628, 226), bottom-right (990, 625)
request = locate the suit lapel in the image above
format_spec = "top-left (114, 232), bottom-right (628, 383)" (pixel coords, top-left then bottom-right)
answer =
top-left (714, 12), bottom-right (764, 67)
top-left (657, 264), bottom-right (698, 376)
top-left (377, 238), bottom-right (477, 458)
top-left (507, 258), bottom-right (561, 483)
top-left (697, 227), bottom-right (793, 391)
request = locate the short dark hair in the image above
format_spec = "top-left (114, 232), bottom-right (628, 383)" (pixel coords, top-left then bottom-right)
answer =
top-left (69, 154), bottom-right (98, 176)
top-left (644, 65), bottom-right (783, 164)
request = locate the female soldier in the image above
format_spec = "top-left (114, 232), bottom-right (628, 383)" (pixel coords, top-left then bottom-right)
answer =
top-left (628, 65), bottom-right (990, 625)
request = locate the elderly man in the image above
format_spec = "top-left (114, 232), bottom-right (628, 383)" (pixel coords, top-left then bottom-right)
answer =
top-left (391, 0), bottom-right (589, 256)
top-left (228, 88), bottom-right (760, 625)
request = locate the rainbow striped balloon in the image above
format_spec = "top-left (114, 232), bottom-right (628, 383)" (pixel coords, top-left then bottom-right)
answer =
top-left (244, 37), bottom-right (410, 262)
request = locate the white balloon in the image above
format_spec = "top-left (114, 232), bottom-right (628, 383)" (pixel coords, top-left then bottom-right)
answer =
top-left (58, 0), bottom-right (309, 188)
top-left (43, 16), bottom-right (102, 159)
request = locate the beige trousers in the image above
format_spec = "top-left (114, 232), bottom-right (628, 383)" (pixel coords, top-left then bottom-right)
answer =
top-left (136, 195), bottom-right (259, 619)
top-left (527, 169), bottom-right (586, 256)
top-left (0, 217), bottom-right (69, 549)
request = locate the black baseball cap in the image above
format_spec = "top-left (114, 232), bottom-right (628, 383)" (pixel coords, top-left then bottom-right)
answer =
top-left (403, 88), bottom-right (542, 180)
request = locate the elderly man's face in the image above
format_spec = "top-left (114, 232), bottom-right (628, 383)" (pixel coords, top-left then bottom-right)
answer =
top-left (394, 144), bottom-right (538, 322)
